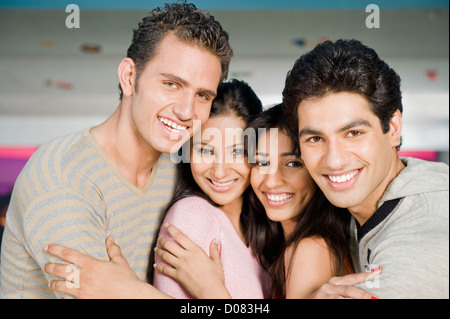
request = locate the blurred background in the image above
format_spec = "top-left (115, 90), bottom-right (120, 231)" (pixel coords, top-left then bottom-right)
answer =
top-left (0, 0), bottom-right (449, 230)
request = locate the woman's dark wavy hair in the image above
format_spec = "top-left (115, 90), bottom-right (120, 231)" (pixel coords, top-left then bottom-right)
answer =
top-left (246, 104), bottom-right (351, 299)
top-left (282, 39), bottom-right (403, 150)
top-left (119, 1), bottom-right (232, 99)
top-left (146, 79), bottom-right (262, 282)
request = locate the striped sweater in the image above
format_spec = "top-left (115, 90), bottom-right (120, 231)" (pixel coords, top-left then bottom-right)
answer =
top-left (0, 128), bottom-right (176, 298)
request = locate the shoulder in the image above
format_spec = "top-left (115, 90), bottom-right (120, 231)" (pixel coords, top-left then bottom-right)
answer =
top-left (288, 237), bottom-right (331, 263)
top-left (284, 237), bottom-right (334, 298)
top-left (159, 196), bottom-right (222, 253)
top-left (163, 196), bottom-right (221, 235)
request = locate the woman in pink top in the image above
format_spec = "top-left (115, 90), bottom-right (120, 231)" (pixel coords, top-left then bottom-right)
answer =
top-left (151, 79), bottom-right (267, 298)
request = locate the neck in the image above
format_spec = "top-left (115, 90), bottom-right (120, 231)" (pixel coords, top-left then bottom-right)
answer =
top-left (351, 156), bottom-right (405, 226)
top-left (281, 218), bottom-right (297, 240)
top-left (90, 102), bottom-right (161, 189)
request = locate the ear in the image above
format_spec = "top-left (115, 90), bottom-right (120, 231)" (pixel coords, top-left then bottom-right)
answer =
top-left (118, 58), bottom-right (136, 98)
top-left (389, 109), bottom-right (402, 148)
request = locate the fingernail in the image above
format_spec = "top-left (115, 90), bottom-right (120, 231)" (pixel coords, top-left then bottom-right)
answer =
top-left (153, 263), bottom-right (157, 268)
top-left (107, 236), bottom-right (114, 244)
top-left (154, 247), bottom-right (158, 251)
top-left (164, 223), bottom-right (170, 228)
top-left (371, 267), bottom-right (382, 273)
top-left (43, 244), bottom-right (48, 252)
top-left (371, 296), bottom-right (378, 299)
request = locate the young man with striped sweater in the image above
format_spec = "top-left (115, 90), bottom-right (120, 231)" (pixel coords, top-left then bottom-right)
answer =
top-left (0, 2), bottom-right (232, 298)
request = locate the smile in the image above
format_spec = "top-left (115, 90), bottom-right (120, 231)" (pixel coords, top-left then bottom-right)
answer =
top-left (327, 169), bottom-right (359, 183)
top-left (210, 179), bottom-right (237, 187)
top-left (266, 193), bottom-right (294, 202)
top-left (158, 116), bottom-right (188, 133)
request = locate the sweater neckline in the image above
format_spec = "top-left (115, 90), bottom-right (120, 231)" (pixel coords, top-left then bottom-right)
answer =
top-left (356, 198), bottom-right (402, 242)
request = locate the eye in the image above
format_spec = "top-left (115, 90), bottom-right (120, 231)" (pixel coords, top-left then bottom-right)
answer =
top-left (255, 160), bottom-right (270, 167)
top-left (196, 147), bottom-right (213, 156)
top-left (306, 136), bottom-right (322, 143)
top-left (232, 149), bottom-right (245, 157)
top-left (164, 81), bottom-right (178, 89)
top-left (197, 93), bottom-right (210, 101)
top-left (347, 130), bottom-right (362, 137)
top-left (286, 160), bottom-right (303, 168)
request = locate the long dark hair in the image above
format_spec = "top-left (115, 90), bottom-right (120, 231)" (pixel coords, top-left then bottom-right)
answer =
top-left (245, 104), bottom-right (351, 299)
top-left (147, 79), bottom-right (262, 282)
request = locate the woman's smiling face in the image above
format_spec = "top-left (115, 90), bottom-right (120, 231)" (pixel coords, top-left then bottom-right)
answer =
top-left (251, 129), bottom-right (317, 232)
top-left (190, 115), bottom-right (250, 209)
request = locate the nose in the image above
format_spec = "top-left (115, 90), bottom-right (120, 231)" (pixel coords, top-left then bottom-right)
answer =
top-left (263, 168), bottom-right (284, 189)
top-left (322, 139), bottom-right (348, 170)
top-left (173, 93), bottom-right (195, 122)
top-left (212, 161), bottom-right (230, 181)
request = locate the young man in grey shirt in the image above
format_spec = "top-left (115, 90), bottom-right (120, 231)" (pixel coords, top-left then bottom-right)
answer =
top-left (282, 39), bottom-right (449, 299)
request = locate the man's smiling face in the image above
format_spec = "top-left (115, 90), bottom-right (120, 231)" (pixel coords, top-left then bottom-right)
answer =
top-left (297, 91), bottom-right (402, 217)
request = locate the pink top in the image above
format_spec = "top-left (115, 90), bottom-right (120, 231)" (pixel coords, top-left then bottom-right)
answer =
top-left (153, 196), bottom-right (269, 299)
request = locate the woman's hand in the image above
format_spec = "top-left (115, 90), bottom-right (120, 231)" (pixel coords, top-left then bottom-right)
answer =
top-left (154, 224), bottom-right (231, 299)
top-left (308, 269), bottom-right (381, 299)
top-left (44, 237), bottom-right (169, 299)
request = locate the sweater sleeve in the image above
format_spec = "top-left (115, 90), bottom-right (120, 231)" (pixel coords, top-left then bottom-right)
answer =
top-left (153, 197), bottom-right (222, 299)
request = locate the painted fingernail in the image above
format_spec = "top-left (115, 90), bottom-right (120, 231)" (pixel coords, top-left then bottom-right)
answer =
top-left (371, 267), bottom-right (382, 273)
top-left (371, 296), bottom-right (378, 299)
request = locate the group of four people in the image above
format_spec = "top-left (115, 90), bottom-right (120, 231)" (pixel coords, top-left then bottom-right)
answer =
top-left (0, 2), bottom-right (448, 299)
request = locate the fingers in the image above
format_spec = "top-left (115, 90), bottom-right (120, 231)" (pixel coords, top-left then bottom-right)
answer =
top-left (44, 243), bottom-right (90, 269)
top-left (165, 224), bottom-right (198, 251)
top-left (105, 236), bottom-right (127, 264)
top-left (157, 235), bottom-right (187, 259)
top-left (154, 245), bottom-right (182, 269)
top-left (153, 262), bottom-right (180, 282)
top-left (44, 263), bottom-right (75, 280)
top-left (48, 280), bottom-right (80, 298)
top-left (209, 238), bottom-right (222, 265)
top-left (322, 283), bottom-right (374, 299)
top-left (329, 268), bottom-right (381, 286)
top-left (313, 269), bottom-right (382, 299)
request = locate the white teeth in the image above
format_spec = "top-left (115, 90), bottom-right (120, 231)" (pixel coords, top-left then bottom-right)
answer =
top-left (266, 193), bottom-right (293, 202)
top-left (211, 179), bottom-right (236, 187)
top-left (328, 170), bottom-right (358, 183)
top-left (158, 117), bottom-right (187, 132)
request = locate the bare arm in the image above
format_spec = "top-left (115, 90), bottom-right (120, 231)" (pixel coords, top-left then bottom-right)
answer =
top-left (285, 237), bottom-right (335, 298)
top-left (44, 237), bottom-right (171, 299)
top-left (285, 237), bottom-right (379, 299)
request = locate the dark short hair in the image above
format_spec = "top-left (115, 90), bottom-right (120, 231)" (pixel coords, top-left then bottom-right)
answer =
top-left (119, 2), bottom-right (232, 99)
top-left (282, 39), bottom-right (402, 149)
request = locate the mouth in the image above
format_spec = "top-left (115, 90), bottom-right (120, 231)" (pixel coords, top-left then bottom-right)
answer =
top-left (325, 169), bottom-right (360, 185)
top-left (207, 178), bottom-right (238, 192)
top-left (264, 192), bottom-right (295, 207)
top-left (158, 116), bottom-right (188, 134)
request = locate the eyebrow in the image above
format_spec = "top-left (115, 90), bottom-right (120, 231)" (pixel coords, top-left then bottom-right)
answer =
top-left (255, 152), bottom-right (298, 157)
top-left (160, 73), bottom-right (217, 98)
top-left (299, 119), bottom-right (372, 137)
top-left (193, 142), bottom-right (244, 148)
